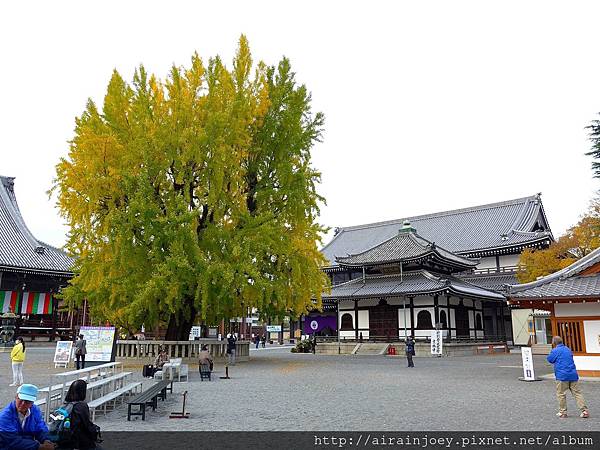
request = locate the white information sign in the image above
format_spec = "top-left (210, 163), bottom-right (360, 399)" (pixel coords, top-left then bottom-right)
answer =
top-left (521, 347), bottom-right (536, 380)
top-left (53, 341), bottom-right (72, 364)
top-left (266, 325), bottom-right (282, 332)
top-left (431, 330), bottom-right (443, 355)
top-left (189, 326), bottom-right (202, 340)
top-left (79, 326), bottom-right (116, 362)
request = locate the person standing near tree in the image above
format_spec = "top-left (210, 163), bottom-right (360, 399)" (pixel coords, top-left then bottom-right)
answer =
top-left (10, 337), bottom-right (26, 387)
top-left (226, 333), bottom-right (237, 365)
top-left (74, 334), bottom-right (87, 370)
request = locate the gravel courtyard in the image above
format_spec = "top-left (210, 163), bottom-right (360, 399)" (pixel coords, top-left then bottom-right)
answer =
top-left (0, 345), bottom-right (598, 431)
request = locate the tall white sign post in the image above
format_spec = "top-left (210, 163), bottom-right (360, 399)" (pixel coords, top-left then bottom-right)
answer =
top-left (521, 347), bottom-right (537, 381)
top-left (431, 330), bottom-right (443, 356)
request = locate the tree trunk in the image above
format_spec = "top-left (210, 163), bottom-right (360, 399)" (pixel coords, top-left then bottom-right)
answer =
top-left (164, 306), bottom-right (197, 341)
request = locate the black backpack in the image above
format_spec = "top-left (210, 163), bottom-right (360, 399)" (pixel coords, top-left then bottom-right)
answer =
top-left (47, 403), bottom-right (74, 444)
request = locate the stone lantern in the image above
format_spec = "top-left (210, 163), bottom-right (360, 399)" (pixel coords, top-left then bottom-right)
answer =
top-left (0, 311), bottom-right (18, 348)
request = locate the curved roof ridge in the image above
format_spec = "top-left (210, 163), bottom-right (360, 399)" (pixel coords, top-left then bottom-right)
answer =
top-left (508, 246), bottom-right (600, 293)
top-left (338, 195), bottom-right (537, 232)
top-left (0, 176), bottom-right (42, 251)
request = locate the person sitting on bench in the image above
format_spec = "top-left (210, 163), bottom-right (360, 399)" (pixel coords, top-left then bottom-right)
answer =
top-left (198, 345), bottom-right (213, 372)
top-left (153, 347), bottom-right (170, 376)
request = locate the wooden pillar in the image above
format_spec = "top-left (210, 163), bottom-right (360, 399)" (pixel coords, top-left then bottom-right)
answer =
top-left (354, 299), bottom-right (359, 340)
top-left (409, 297), bottom-right (415, 338)
top-left (434, 295), bottom-right (439, 326)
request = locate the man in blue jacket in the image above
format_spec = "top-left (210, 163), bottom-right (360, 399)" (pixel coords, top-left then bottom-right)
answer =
top-left (0, 384), bottom-right (55, 450)
top-left (546, 336), bottom-right (590, 419)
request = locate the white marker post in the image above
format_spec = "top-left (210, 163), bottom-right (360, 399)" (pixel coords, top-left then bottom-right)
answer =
top-left (430, 330), bottom-right (443, 356)
top-left (519, 346), bottom-right (541, 381)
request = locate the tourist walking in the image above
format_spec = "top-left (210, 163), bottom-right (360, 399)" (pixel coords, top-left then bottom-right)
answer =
top-left (255, 334), bottom-right (260, 349)
top-left (227, 333), bottom-right (237, 365)
top-left (75, 334), bottom-right (87, 370)
top-left (10, 337), bottom-right (26, 386)
top-left (53, 379), bottom-right (102, 449)
top-left (0, 384), bottom-right (55, 450)
top-left (547, 336), bottom-right (590, 418)
top-left (405, 337), bottom-right (415, 368)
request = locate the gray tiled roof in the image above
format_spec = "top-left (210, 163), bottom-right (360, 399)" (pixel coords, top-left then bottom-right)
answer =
top-left (0, 176), bottom-right (73, 275)
top-left (508, 246), bottom-right (600, 298)
top-left (322, 195), bottom-right (553, 266)
top-left (336, 229), bottom-right (478, 270)
top-left (460, 272), bottom-right (518, 293)
top-left (323, 270), bottom-right (505, 301)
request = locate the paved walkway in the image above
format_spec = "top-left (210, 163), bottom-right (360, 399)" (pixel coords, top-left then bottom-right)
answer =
top-left (0, 346), bottom-right (598, 430)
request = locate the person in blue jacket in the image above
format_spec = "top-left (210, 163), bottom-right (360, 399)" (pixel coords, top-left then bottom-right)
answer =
top-left (546, 336), bottom-right (590, 419)
top-left (0, 384), bottom-right (55, 450)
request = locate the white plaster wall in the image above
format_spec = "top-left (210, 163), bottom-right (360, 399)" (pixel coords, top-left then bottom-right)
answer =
top-left (499, 254), bottom-right (520, 267)
top-left (511, 309), bottom-right (533, 346)
top-left (413, 296), bottom-right (433, 306)
top-left (357, 298), bottom-right (380, 307)
top-left (438, 296), bottom-right (448, 306)
top-left (477, 257), bottom-right (497, 270)
top-left (398, 308), bottom-right (411, 330)
top-left (584, 320), bottom-right (600, 353)
top-left (476, 329), bottom-right (484, 338)
top-left (468, 310), bottom-right (474, 328)
top-left (449, 296), bottom-right (459, 306)
top-left (463, 299), bottom-right (473, 307)
top-left (555, 303), bottom-right (600, 317)
top-left (339, 300), bottom-right (354, 311)
top-left (339, 311), bottom-right (355, 339)
top-left (450, 309), bottom-right (455, 328)
top-left (358, 310), bottom-right (369, 331)
top-left (386, 297), bottom-right (403, 306)
top-left (574, 355), bottom-right (600, 371)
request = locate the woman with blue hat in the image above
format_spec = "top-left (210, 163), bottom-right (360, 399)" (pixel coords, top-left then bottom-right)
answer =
top-left (0, 384), bottom-right (55, 449)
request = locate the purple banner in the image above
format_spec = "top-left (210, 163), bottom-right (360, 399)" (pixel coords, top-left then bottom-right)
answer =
top-left (303, 315), bottom-right (337, 335)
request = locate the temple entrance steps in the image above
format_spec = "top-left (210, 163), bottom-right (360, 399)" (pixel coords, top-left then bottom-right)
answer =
top-left (531, 344), bottom-right (552, 355)
top-left (351, 343), bottom-right (389, 355)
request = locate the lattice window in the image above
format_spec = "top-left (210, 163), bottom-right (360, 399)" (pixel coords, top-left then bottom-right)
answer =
top-left (556, 320), bottom-right (585, 353)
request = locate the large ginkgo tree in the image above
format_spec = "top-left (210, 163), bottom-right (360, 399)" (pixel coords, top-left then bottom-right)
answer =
top-left (53, 36), bottom-right (329, 339)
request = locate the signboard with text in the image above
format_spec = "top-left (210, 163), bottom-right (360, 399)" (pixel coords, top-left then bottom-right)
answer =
top-left (53, 341), bottom-right (72, 364)
top-left (430, 330), bottom-right (443, 355)
top-left (266, 325), bottom-right (282, 332)
top-left (79, 326), bottom-right (117, 362)
top-left (521, 347), bottom-right (536, 380)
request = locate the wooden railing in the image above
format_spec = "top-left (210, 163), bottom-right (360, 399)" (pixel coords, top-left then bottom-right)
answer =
top-left (115, 340), bottom-right (250, 362)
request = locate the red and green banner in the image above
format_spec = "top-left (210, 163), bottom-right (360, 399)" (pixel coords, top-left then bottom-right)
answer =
top-left (21, 292), bottom-right (53, 315)
top-left (0, 291), bottom-right (19, 313)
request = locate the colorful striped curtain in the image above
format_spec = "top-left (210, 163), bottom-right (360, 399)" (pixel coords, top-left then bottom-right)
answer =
top-left (0, 291), bottom-right (53, 315)
top-left (0, 291), bottom-right (19, 313)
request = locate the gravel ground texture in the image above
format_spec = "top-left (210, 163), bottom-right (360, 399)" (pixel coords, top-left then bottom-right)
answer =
top-left (0, 345), bottom-right (598, 431)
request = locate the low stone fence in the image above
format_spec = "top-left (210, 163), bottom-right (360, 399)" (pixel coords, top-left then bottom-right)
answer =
top-left (317, 341), bottom-right (510, 357)
top-left (115, 340), bottom-right (250, 363)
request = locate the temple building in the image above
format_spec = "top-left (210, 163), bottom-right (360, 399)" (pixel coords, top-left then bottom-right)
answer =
top-left (311, 195), bottom-right (554, 343)
top-left (507, 247), bottom-right (600, 376)
top-left (0, 176), bottom-right (74, 339)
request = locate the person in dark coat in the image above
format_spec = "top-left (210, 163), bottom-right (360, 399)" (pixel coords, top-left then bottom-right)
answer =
top-left (405, 337), bottom-right (415, 368)
top-left (260, 335), bottom-right (266, 348)
top-left (74, 334), bottom-right (87, 370)
top-left (58, 380), bottom-right (101, 449)
top-left (547, 336), bottom-right (589, 418)
top-left (226, 334), bottom-right (237, 365)
top-left (254, 335), bottom-right (260, 349)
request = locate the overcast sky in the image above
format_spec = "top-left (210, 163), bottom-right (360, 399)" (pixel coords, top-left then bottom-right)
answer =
top-left (2, 1), bottom-right (599, 249)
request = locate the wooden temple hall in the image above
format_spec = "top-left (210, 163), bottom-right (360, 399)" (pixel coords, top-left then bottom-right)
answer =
top-left (315, 195), bottom-right (554, 343)
top-left (0, 175), bottom-right (75, 341)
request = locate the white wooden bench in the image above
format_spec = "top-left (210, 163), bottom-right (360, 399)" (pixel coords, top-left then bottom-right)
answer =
top-left (35, 371), bottom-right (113, 408)
top-left (87, 372), bottom-right (132, 400)
top-left (88, 381), bottom-right (142, 420)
